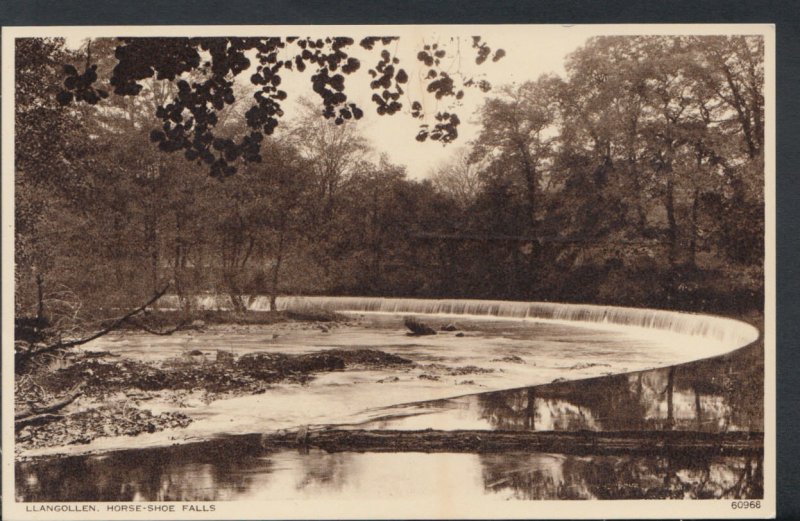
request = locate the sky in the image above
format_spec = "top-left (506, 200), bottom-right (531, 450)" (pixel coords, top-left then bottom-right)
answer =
top-left (266, 26), bottom-right (598, 179)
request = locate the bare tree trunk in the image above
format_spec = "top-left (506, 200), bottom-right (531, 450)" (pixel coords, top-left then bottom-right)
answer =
top-left (694, 385), bottom-right (703, 429)
top-left (172, 210), bottom-right (192, 315)
top-left (525, 387), bottom-right (536, 430)
top-left (517, 145), bottom-right (542, 298)
top-left (146, 178), bottom-right (159, 295)
top-left (229, 293), bottom-right (247, 313)
top-left (518, 143), bottom-right (538, 233)
top-left (665, 174), bottom-right (678, 268)
top-left (269, 218), bottom-right (287, 312)
top-left (149, 218), bottom-right (159, 294)
top-left (35, 273), bottom-right (45, 323)
top-left (689, 187), bottom-right (700, 268)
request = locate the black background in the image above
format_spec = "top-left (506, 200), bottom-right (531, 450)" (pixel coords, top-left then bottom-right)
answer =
top-left (1, 1), bottom-right (797, 519)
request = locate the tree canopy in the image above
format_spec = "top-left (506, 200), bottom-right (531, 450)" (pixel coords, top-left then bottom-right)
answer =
top-left (58, 36), bottom-right (506, 177)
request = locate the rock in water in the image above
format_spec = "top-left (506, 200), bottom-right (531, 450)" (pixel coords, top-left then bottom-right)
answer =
top-left (404, 316), bottom-right (437, 336)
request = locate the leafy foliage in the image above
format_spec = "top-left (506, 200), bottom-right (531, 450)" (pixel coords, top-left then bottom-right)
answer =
top-left (59, 36), bottom-right (505, 178)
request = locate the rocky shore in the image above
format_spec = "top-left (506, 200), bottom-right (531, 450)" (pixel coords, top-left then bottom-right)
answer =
top-left (14, 316), bottom-right (490, 455)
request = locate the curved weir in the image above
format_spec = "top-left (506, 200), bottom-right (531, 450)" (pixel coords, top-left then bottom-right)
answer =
top-left (27, 296), bottom-right (758, 458)
top-left (270, 296), bottom-right (760, 349)
top-left (176, 294), bottom-right (759, 352)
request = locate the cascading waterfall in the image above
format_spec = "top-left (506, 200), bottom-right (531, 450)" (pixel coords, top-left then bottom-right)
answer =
top-left (159, 294), bottom-right (760, 351)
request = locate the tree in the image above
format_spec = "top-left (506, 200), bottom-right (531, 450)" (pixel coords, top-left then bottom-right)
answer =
top-left (255, 144), bottom-right (315, 310)
top-left (430, 148), bottom-right (485, 207)
top-left (470, 78), bottom-right (559, 297)
top-left (472, 78), bottom-right (557, 233)
top-left (289, 98), bottom-right (370, 275)
top-left (15, 38), bottom-right (97, 315)
top-left (14, 40), bottom-right (196, 383)
top-left (59, 36), bottom-right (505, 178)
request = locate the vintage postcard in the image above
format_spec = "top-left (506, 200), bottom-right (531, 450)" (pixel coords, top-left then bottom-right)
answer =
top-left (2, 24), bottom-right (775, 519)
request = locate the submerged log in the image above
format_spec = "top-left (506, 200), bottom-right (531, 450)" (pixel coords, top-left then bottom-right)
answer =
top-left (261, 429), bottom-right (763, 457)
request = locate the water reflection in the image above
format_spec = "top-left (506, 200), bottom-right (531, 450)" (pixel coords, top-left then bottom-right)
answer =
top-left (17, 444), bottom-right (762, 502)
top-left (365, 341), bottom-right (763, 434)
top-left (16, 436), bottom-right (267, 502)
top-left (480, 452), bottom-right (763, 500)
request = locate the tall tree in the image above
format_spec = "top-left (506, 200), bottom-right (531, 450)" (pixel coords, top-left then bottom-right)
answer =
top-left (471, 77), bottom-right (558, 296)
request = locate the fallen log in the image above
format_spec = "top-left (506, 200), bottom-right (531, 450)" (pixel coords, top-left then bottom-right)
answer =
top-left (261, 428), bottom-right (763, 457)
top-left (15, 413), bottom-right (64, 430)
top-left (16, 285), bottom-right (170, 373)
top-left (14, 382), bottom-right (85, 426)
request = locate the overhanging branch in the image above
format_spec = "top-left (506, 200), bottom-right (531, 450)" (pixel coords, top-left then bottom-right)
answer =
top-left (18, 285), bottom-right (170, 364)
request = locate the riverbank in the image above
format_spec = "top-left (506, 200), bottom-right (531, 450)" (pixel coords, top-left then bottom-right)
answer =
top-left (15, 314), bottom-right (497, 455)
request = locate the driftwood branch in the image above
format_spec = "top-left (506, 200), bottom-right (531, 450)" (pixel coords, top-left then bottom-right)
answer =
top-left (18, 285), bottom-right (170, 364)
top-left (15, 382), bottom-right (85, 429)
top-left (15, 413), bottom-right (64, 430)
top-left (261, 429), bottom-right (763, 458)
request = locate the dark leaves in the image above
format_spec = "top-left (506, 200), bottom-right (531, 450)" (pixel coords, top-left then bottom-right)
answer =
top-left (359, 36), bottom-right (398, 50)
top-left (417, 51), bottom-right (434, 67)
top-left (415, 112), bottom-right (460, 143)
top-left (59, 62), bottom-right (105, 105)
top-left (472, 36), bottom-right (502, 66)
top-left (62, 35), bottom-right (499, 176)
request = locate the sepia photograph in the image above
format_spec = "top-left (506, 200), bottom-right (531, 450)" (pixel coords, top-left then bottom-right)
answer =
top-left (2, 24), bottom-right (775, 519)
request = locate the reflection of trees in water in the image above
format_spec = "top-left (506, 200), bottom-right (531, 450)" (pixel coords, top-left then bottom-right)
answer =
top-left (476, 374), bottom-right (649, 432)
top-left (479, 453), bottom-right (763, 500)
top-left (294, 450), bottom-right (351, 492)
top-left (481, 453), bottom-right (593, 500)
top-left (475, 342), bottom-right (763, 434)
top-left (16, 436), bottom-right (270, 501)
top-left (477, 387), bottom-right (533, 430)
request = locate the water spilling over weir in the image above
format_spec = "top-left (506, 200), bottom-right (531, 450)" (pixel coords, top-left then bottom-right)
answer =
top-left (166, 294), bottom-right (760, 352)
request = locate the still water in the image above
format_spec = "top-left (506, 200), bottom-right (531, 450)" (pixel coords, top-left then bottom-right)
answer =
top-left (17, 443), bottom-right (761, 501)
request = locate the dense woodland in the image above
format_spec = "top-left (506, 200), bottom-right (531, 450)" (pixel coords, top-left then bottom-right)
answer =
top-left (15, 35), bottom-right (764, 324)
